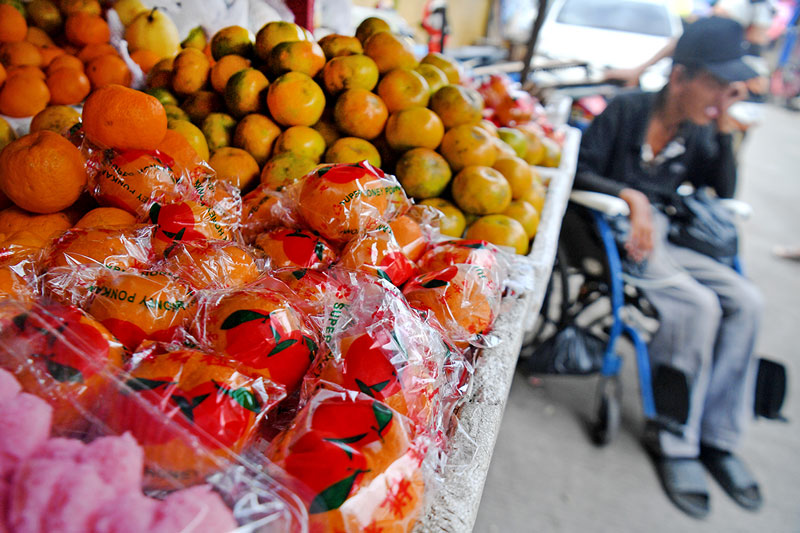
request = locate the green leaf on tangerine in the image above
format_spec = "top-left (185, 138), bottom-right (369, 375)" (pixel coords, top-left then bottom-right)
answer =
top-left (126, 377), bottom-right (174, 391)
top-left (287, 231), bottom-right (311, 239)
top-left (308, 470), bottom-right (365, 514)
top-left (324, 434), bottom-right (368, 446)
top-left (292, 269), bottom-right (307, 280)
top-left (421, 278), bottom-right (448, 289)
top-left (376, 268), bottom-right (392, 283)
top-left (267, 338), bottom-right (297, 357)
top-left (161, 227), bottom-right (186, 241)
top-left (461, 242), bottom-right (486, 249)
top-left (171, 394), bottom-right (196, 422)
top-left (316, 166), bottom-right (331, 177)
top-left (232, 388), bottom-right (261, 413)
top-left (220, 309), bottom-right (271, 330)
top-left (46, 360), bottom-right (83, 384)
top-left (303, 335), bottom-right (318, 354)
top-left (148, 203), bottom-right (161, 224)
top-left (12, 313), bottom-right (27, 331)
top-left (372, 401), bottom-right (393, 436)
top-left (356, 378), bottom-right (391, 397)
top-left (314, 241), bottom-right (325, 261)
top-left (389, 330), bottom-right (408, 360)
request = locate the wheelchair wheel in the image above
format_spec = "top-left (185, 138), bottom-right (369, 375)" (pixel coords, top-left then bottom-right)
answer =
top-left (590, 378), bottom-right (620, 446)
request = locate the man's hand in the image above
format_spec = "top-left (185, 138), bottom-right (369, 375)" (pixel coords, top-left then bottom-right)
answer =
top-left (619, 188), bottom-right (654, 263)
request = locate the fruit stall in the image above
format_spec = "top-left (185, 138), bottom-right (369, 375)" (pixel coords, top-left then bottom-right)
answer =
top-left (0, 2), bottom-right (579, 532)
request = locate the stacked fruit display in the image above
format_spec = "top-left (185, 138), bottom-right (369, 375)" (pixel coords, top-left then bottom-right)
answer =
top-left (0, 50), bottom-right (528, 528)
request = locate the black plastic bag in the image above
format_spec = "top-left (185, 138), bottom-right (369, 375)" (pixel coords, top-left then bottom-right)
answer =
top-left (754, 357), bottom-right (788, 421)
top-left (667, 188), bottom-right (738, 266)
top-left (522, 325), bottom-right (605, 375)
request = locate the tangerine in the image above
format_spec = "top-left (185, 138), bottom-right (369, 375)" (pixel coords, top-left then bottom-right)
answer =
top-left (324, 136), bottom-right (381, 167)
top-left (451, 165), bottom-right (511, 215)
top-left (129, 48), bottom-right (160, 73)
top-left (28, 104), bottom-right (81, 134)
top-left (45, 66), bottom-right (91, 104)
top-left (267, 39), bottom-right (325, 78)
top-left (338, 228), bottom-right (415, 286)
top-left (439, 124), bottom-right (497, 172)
top-left (389, 214), bottom-right (426, 261)
top-left (493, 156), bottom-right (535, 199)
top-left (0, 4), bottom-right (27, 43)
top-left (254, 227), bottom-right (336, 270)
top-left (90, 149), bottom-right (178, 214)
top-left (0, 206), bottom-right (72, 240)
top-left (209, 53), bottom-right (250, 93)
top-left (321, 53), bottom-right (379, 94)
top-left (333, 88), bottom-right (387, 140)
top-left (42, 226), bottom-right (154, 271)
top-left (0, 72), bottom-right (49, 117)
top-left (85, 53), bottom-right (132, 88)
top-left (429, 84), bottom-right (484, 129)
top-left (266, 71), bottom-right (325, 127)
top-left (64, 12), bottom-right (109, 47)
top-left (181, 90), bottom-right (223, 124)
top-left (465, 214), bottom-right (529, 254)
top-left (414, 62), bottom-right (448, 94)
top-left (232, 112), bottom-right (280, 166)
top-left (210, 25), bottom-right (253, 60)
top-left (377, 68), bottom-right (429, 112)
top-left (420, 52), bottom-right (461, 84)
top-left (260, 152), bottom-right (317, 191)
top-left (171, 47), bottom-right (210, 96)
top-left (355, 17), bottom-right (390, 44)
top-left (502, 200), bottom-right (539, 239)
top-left (318, 34), bottom-right (363, 58)
top-left (385, 106), bottom-right (444, 151)
top-left (201, 112), bottom-right (236, 153)
top-left (273, 126), bottom-right (326, 162)
top-left (363, 31), bottom-right (417, 74)
top-left (418, 198), bottom-right (466, 238)
top-left (395, 147), bottom-right (451, 199)
top-left (208, 147), bottom-right (260, 191)
top-left (74, 207), bottom-right (137, 228)
top-left (254, 21), bottom-right (307, 62)
top-left (161, 240), bottom-right (260, 290)
top-left (82, 84), bottom-right (167, 150)
top-left (224, 67), bottom-right (268, 118)
top-left (0, 41), bottom-right (42, 67)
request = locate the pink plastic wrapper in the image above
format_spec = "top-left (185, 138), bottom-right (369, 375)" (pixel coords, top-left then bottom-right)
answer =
top-left (0, 300), bottom-right (125, 435)
top-left (268, 388), bottom-right (428, 533)
top-left (155, 239), bottom-right (262, 290)
top-left (254, 227), bottom-right (337, 270)
top-left (294, 161), bottom-right (411, 244)
top-left (193, 285), bottom-right (321, 397)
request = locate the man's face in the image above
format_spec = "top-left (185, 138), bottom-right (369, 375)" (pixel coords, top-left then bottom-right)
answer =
top-left (674, 69), bottom-right (731, 125)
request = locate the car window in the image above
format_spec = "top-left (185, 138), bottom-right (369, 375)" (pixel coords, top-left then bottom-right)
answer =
top-left (555, 0), bottom-right (674, 37)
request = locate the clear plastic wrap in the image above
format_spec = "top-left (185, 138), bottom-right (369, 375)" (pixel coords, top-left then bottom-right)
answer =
top-left (336, 226), bottom-right (417, 287)
top-left (40, 226), bottom-right (156, 272)
top-left (253, 228), bottom-right (337, 270)
top-left (240, 186), bottom-right (302, 244)
top-left (155, 239), bottom-right (262, 291)
top-left (294, 161), bottom-right (411, 245)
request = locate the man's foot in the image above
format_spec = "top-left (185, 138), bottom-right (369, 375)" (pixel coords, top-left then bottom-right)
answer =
top-left (649, 453), bottom-right (711, 519)
top-left (700, 445), bottom-right (763, 511)
top-left (772, 245), bottom-right (800, 261)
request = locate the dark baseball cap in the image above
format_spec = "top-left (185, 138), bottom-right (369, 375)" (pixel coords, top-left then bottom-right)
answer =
top-left (672, 16), bottom-right (757, 82)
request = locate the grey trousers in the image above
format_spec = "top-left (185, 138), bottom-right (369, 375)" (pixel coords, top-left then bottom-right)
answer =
top-left (626, 210), bottom-right (763, 458)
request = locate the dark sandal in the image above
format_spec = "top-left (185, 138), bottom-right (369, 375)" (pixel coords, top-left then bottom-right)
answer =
top-left (653, 457), bottom-right (711, 519)
top-left (700, 451), bottom-right (763, 511)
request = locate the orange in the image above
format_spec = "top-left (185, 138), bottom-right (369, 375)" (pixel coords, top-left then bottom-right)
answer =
top-left (209, 53), bottom-right (250, 93)
top-left (254, 21), bottom-right (307, 62)
top-left (42, 226), bottom-right (153, 271)
top-left (232, 113), bottom-right (280, 166)
top-left (0, 4), bottom-right (27, 43)
top-left (145, 57), bottom-right (173, 89)
top-left (85, 269), bottom-right (196, 351)
top-left (156, 127), bottom-right (203, 178)
top-left (451, 165), bottom-right (511, 215)
top-left (493, 156), bottom-right (535, 199)
top-left (355, 16), bottom-right (390, 44)
top-left (540, 136), bottom-right (562, 168)
top-left (377, 68), bottom-right (429, 112)
top-left (240, 186), bottom-right (287, 240)
top-left (0, 131), bottom-right (86, 214)
top-left (502, 200), bottom-right (539, 239)
top-left (89, 149), bottom-right (178, 214)
top-left (46, 66), bottom-right (91, 104)
top-left (85, 53), bottom-right (132, 88)
top-left (201, 112), bottom-right (236, 153)
top-left (129, 48), bottom-right (160, 73)
top-left (0, 41), bottom-right (42, 67)
top-left (149, 199), bottom-right (236, 255)
top-left (420, 52), bottom-right (461, 84)
top-left (5, 65), bottom-right (45, 80)
top-left (519, 179), bottom-right (546, 215)
top-left (0, 73), bottom-right (50, 117)
top-left (208, 147), bottom-right (260, 191)
top-left (385, 106), bottom-right (444, 152)
top-left (223, 67), bottom-right (268, 118)
top-left (266, 71), bottom-right (325, 127)
top-left (403, 265), bottom-right (494, 341)
top-left (210, 25), bottom-right (253, 60)
top-left (395, 147), bottom-right (451, 199)
top-left (161, 240), bottom-right (259, 290)
top-left (64, 12), bottom-right (109, 47)
top-left (0, 116), bottom-right (16, 151)
top-left (163, 103), bottom-right (188, 122)
top-left (260, 152), bottom-right (317, 192)
top-left (267, 40), bottom-right (325, 78)
top-left (516, 124), bottom-right (546, 165)
top-left (25, 26), bottom-right (53, 47)
top-left (389, 214), bottom-right (426, 261)
top-left (439, 124), bottom-right (497, 172)
top-left (253, 227), bottom-right (336, 270)
top-left (0, 229), bottom-right (49, 256)
top-left (297, 162), bottom-right (407, 244)
top-left (321, 53), bottom-right (379, 94)
top-left (333, 88), bottom-right (387, 140)
top-left (324, 137), bottom-right (381, 168)
top-left (416, 239), bottom-right (502, 274)
top-left (27, 0), bottom-right (63, 35)
top-left (167, 119), bottom-right (209, 164)
top-left (419, 198), bottom-right (466, 238)
top-left (46, 52), bottom-right (82, 75)
top-left (28, 104), bottom-right (81, 134)
top-left (363, 31), bottom-right (417, 74)
top-left (338, 228), bottom-right (415, 286)
top-left (181, 90), bottom-right (223, 124)
top-left (75, 207), bottom-right (137, 228)
top-left (82, 84), bottom-right (167, 150)
top-left (465, 214), bottom-right (529, 254)
top-left (0, 62), bottom-right (6, 87)
top-left (171, 47), bottom-right (210, 96)
top-left (0, 302), bottom-right (125, 433)
top-left (76, 43), bottom-right (117, 64)
top-left (59, 0), bottom-right (101, 16)
top-left (318, 34), bottom-right (363, 58)
top-left (0, 206), bottom-right (72, 240)
top-left (0, 264), bottom-right (34, 303)
top-left (430, 84), bottom-right (484, 129)
top-left (415, 62), bottom-right (448, 95)
top-left (273, 126), bottom-right (326, 162)
top-left (496, 127), bottom-right (527, 158)
top-left (312, 118), bottom-right (341, 147)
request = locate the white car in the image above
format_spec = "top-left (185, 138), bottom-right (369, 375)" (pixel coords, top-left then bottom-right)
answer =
top-left (532, 0), bottom-right (684, 91)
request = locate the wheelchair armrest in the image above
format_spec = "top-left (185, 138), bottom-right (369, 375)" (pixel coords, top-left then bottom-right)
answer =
top-left (718, 198), bottom-right (753, 221)
top-left (569, 190), bottom-right (630, 217)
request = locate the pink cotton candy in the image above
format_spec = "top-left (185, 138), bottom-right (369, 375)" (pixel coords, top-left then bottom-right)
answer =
top-left (7, 459), bottom-right (73, 533)
top-left (40, 463), bottom-right (116, 533)
top-left (0, 393), bottom-right (52, 478)
top-left (32, 437), bottom-right (84, 462)
top-left (150, 485), bottom-right (237, 533)
top-left (91, 492), bottom-right (158, 533)
top-left (80, 433), bottom-right (143, 493)
top-left (0, 369), bottom-right (21, 405)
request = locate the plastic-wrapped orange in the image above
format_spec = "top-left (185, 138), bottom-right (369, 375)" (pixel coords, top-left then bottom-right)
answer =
top-left (417, 239), bottom-right (500, 274)
top-left (297, 162), bottom-right (409, 244)
top-left (254, 227), bottom-right (336, 270)
top-left (149, 200), bottom-right (236, 257)
top-left (0, 301), bottom-right (125, 434)
top-left (42, 226), bottom-right (155, 271)
top-left (160, 240), bottom-right (260, 290)
top-left (337, 228), bottom-right (415, 286)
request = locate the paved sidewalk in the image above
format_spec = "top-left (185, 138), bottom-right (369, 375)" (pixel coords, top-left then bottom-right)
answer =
top-left (474, 104), bottom-right (800, 533)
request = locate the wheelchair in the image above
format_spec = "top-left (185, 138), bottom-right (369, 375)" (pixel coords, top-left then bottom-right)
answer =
top-left (519, 190), bottom-right (760, 446)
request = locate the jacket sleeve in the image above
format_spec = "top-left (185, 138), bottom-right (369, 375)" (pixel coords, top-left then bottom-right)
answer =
top-left (690, 130), bottom-right (737, 199)
top-left (574, 97), bottom-right (627, 197)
